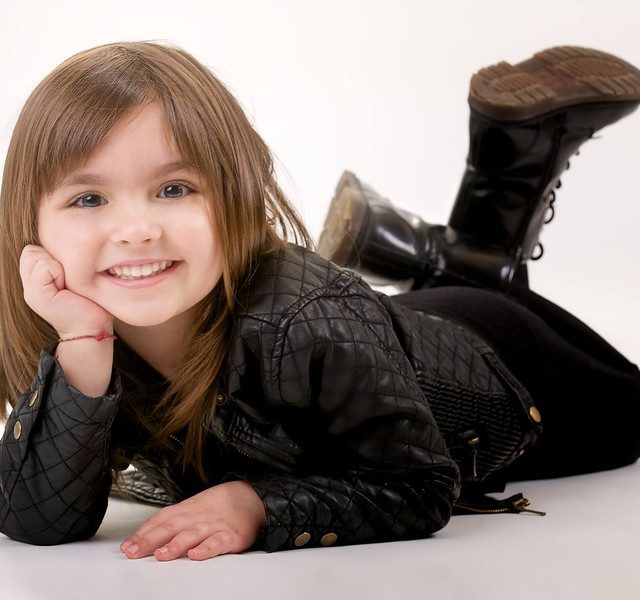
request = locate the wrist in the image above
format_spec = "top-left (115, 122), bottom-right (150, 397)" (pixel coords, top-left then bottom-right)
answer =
top-left (230, 480), bottom-right (268, 527)
top-left (57, 327), bottom-right (116, 341)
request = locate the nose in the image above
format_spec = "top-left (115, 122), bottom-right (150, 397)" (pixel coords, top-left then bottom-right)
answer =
top-left (109, 200), bottom-right (163, 245)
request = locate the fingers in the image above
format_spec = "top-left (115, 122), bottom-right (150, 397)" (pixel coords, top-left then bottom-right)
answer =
top-left (120, 486), bottom-right (259, 562)
top-left (19, 245), bottom-right (44, 284)
top-left (123, 504), bottom-right (184, 544)
top-left (186, 532), bottom-right (233, 561)
top-left (121, 522), bottom-right (234, 561)
top-left (121, 512), bottom-right (191, 558)
top-left (19, 244), bottom-right (65, 300)
top-left (121, 523), bottom-right (201, 560)
top-left (159, 529), bottom-right (233, 562)
top-left (33, 259), bottom-right (65, 296)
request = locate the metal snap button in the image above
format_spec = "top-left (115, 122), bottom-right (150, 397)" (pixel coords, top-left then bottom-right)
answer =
top-left (28, 389), bottom-right (39, 407)
top-left (320, 533), bottom-right (337, 546)
top-left (529, 406), bottom-right (542, 423)
top-left (13, 420), bottom-right (22, 440)
top-left (294, 532), bottom-right (311, 547)
top-left (216, 393), bottom-right (227, 405)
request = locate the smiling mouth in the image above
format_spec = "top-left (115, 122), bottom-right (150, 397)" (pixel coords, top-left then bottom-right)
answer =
top-left (105, 261), bottom-right (181, 280)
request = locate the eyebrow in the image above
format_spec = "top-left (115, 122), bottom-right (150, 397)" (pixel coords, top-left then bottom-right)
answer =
top-left (55, 161), bottom-right (192, 190)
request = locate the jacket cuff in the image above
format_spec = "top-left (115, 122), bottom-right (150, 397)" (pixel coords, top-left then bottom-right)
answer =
top-left (246, 477), bottom-right (339, 552)
top-left (1, 343), bottom-right (122, 545)
top-left (219, 471), bottom-right (334, 553)
top-left (4, 345), bottom-right (121, 469)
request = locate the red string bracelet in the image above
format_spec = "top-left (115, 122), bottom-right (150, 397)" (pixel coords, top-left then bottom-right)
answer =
top-left (57, 331), bottom-right (117, 342)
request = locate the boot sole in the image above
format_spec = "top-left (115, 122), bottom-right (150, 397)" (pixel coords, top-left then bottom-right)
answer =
top-left (316, 170), bottom-right (370, 266)
top-left (469, 46), bottom-right (640, 122)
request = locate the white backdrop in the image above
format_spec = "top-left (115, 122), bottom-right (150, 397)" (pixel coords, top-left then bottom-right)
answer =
top-left (0, 0), bottom-right (638, 363)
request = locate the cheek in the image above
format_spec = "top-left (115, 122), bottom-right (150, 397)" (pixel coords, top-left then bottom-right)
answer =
top-left (189, 219), bottom-right (224, 287)
top-left (183, 210), bottom-right (221, 259)
top-left (36, 211), bottom-right (70, 263)
top-left (197, 231), bottom-right (223, 282)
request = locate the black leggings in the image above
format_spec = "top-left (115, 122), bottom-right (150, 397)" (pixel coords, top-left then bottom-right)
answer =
top-left (390, 273), bottom-right (640, 487)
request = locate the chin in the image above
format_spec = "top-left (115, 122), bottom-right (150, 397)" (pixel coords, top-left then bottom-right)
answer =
top-left (112, 311), bottom-right (178, 328)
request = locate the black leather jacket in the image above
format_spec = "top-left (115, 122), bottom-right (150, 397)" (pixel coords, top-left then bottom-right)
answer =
top-left (0, 243), bottom-right (539, 552)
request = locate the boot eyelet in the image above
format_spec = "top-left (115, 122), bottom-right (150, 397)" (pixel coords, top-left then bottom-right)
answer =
top-left (531, 243), bottom-right (544, 260)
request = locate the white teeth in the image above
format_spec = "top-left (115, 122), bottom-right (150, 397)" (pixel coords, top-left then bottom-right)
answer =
top-left (108, 260), bottom-right (173, 279)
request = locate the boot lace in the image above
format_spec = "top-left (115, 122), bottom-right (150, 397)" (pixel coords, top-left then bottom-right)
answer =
top-left (531, 126), bottom-right (596, 263)
top-left (531, 143), bottom-right (583, 262)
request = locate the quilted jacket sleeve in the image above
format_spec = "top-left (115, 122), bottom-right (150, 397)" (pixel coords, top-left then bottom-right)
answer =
top-left (244, 292), bottom-right (461, 552)
top-left (0, 344), bottom-right (122, 545)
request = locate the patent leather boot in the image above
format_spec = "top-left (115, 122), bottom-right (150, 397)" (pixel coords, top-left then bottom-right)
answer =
top-left (316, 170), bottom-right (439, 287)
top-left (446, 45), bottom-right (640, 288)
top-left (318, 46), bottom-right (640, 291)
top-left (316, 169), bottom-right (521, 290)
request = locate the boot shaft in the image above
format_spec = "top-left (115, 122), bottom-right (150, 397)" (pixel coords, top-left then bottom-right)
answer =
top-left (449, 101), bottom-right (639, 260)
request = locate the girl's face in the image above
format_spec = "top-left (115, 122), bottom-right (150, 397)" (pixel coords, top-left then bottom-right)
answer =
top-left (37, 102), bottom-right (223, 329)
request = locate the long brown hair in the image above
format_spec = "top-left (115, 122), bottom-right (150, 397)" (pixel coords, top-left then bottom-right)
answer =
top-left (0, 40), bottom-right (313, 486)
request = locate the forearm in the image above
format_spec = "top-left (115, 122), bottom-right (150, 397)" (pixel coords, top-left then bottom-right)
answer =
top-left (235, 465), bottom-right (460, 552)
top-left (0, 345), bottom-right (122, 545)
top-left (54, 336), bottom-right (114, 398)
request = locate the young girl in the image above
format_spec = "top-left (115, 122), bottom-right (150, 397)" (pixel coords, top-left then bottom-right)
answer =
top-left (0, 41), bottom-right (639, 563)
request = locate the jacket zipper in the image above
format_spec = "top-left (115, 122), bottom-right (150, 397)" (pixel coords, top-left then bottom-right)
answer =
top-left (447, 429), bottom-right (481, 481)
top-left (468, 436), bottom-right (479, 480)
top-left (454, 493), bottom-right (546, 516)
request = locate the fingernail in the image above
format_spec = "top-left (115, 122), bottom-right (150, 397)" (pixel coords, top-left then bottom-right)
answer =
top-left (156, 547), bottom-right (168, 555)
top-left (126, 543), bottom-right (139, 555)
top-left (120, 541), bottom-right (132, 551)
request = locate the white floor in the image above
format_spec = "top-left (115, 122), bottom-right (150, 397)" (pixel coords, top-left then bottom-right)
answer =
top-left (1, 460), bottom-right (639, 600)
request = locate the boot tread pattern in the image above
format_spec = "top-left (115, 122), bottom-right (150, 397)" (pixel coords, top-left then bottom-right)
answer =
top-left (536, 46), bottom-right (640, 96)
top-left (470, 45), bottom-right (640, 122)
top-left (475, 62), bottom-right (557, 106)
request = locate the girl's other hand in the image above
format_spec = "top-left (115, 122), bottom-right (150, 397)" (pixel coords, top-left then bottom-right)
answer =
top-left (120, 480), bottom-right (268, 561)
top-left (19, 244), bottom-right (114, 337)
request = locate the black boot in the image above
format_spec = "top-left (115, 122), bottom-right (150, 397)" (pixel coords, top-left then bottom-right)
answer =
top-left (316, 170), bottom-right (439, 287)
top-left (316, 46), bottom-right (640, 291)
top-left (316, 170), bottom-right (515, 289)
top-left (447, 45), bottom-right (640, 288)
